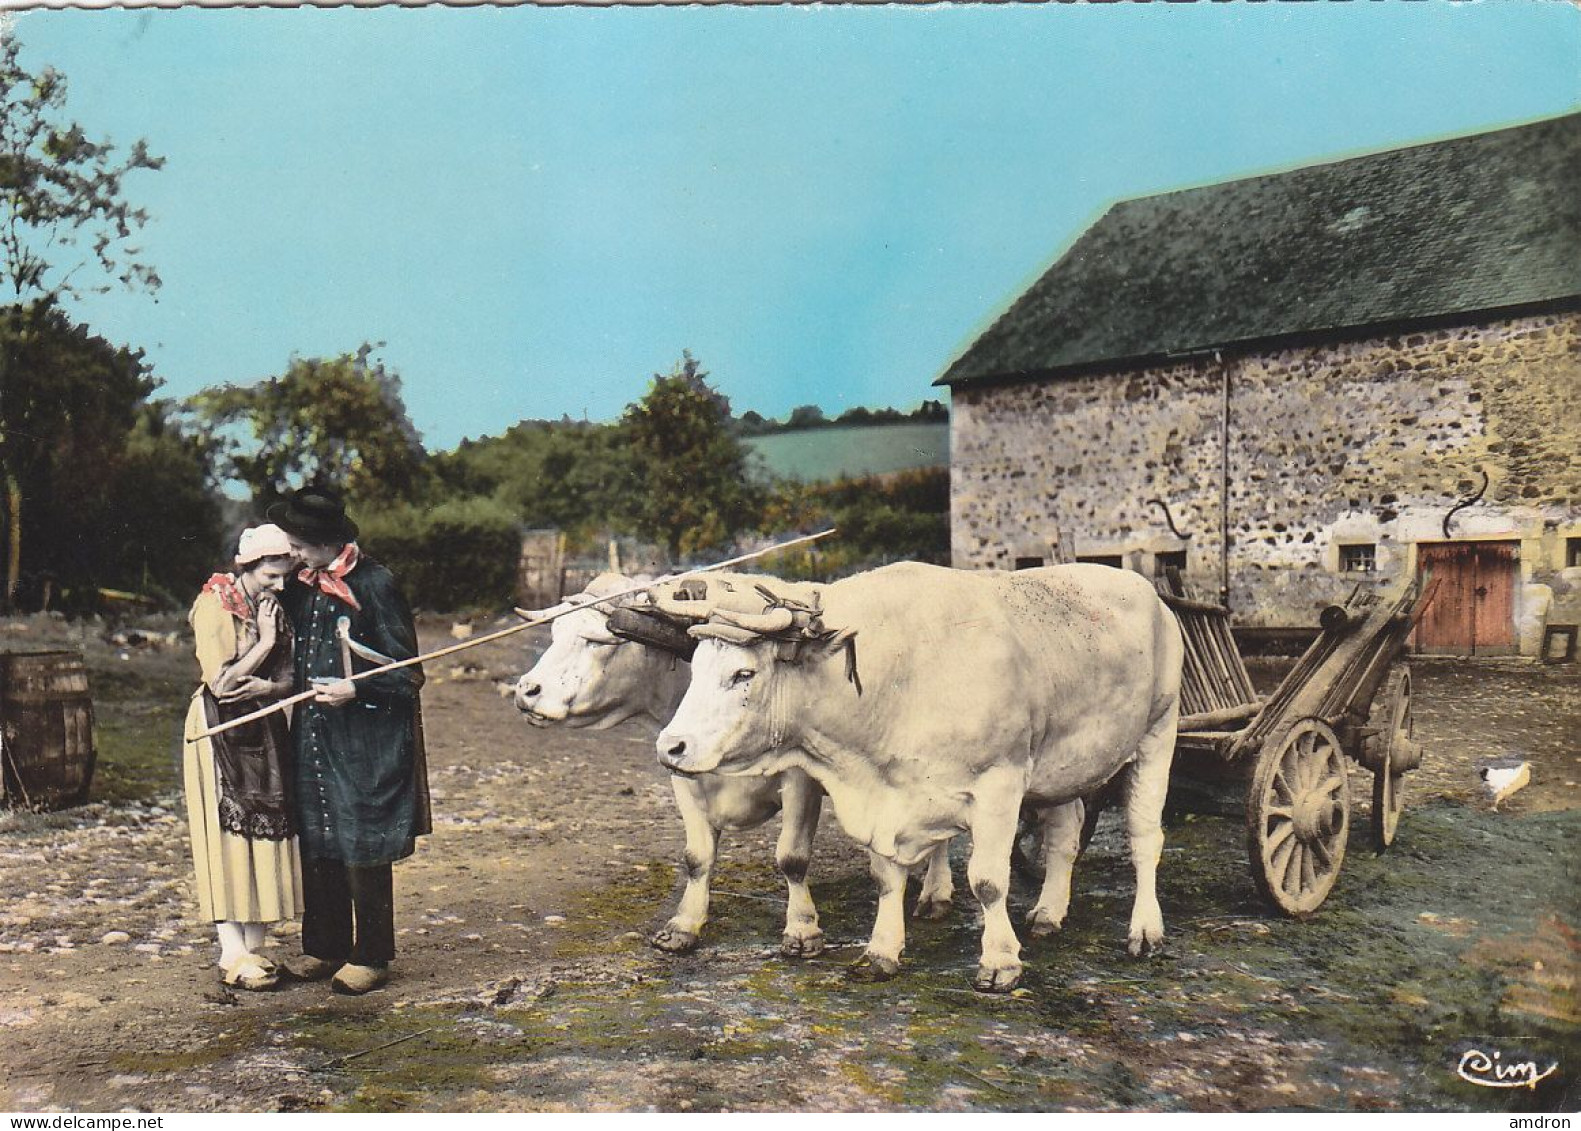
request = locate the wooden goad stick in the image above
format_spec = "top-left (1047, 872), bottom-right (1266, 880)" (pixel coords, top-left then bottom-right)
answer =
top-left (188, 528), bottom-right (837, 743)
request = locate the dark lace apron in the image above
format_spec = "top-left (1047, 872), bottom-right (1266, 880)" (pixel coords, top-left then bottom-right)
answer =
top-left (201, 624), bottom-right (296, 841)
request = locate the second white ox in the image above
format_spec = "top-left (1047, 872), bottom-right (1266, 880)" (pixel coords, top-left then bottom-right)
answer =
top-left (514, 572), bottom-right (955, 958)
top-left (656, 561), bottom-right (1184, 992)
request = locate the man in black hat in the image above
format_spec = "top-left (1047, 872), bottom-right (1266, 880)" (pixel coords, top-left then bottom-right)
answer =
top-left (267, 485), bottom-right (431, 995)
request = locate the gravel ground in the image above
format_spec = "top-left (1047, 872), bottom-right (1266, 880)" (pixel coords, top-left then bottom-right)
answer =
top-left (0, 615), bottom-right (1575, 1113)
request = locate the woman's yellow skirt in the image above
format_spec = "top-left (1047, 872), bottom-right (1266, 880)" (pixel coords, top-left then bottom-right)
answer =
top-left (182, 694), bottom-right (303, 923)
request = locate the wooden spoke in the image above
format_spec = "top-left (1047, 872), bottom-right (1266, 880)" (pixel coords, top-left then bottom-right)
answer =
top-left (1271, 835), bottom-right (1297, 885)
top-left (1265, 820), bottom-right (1295, 855)
top-left (1280, 842), bottom-right (1302, 897)
top-left (1310, 835), bottom-right (1332, 872)
top-left (1299, 843), bottom-right (1318, 894)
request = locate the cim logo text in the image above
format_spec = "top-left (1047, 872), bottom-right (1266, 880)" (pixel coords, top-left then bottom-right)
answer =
top-left (1457, 1047), bottom-right (1559, 1091)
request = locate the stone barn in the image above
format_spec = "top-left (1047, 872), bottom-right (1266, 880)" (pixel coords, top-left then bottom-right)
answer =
top-left (937, 112), bottom-right (1580, 657)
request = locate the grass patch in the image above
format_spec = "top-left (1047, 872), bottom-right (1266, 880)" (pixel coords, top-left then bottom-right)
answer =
top-left (287, 1005), bottom-right (503, 1109)
top-left (107, 1017), bottom-right (265, 1074)
top-left (92, 711), bottom-right (186, 805)
top-left (86, 649), bottom-right (192, 806)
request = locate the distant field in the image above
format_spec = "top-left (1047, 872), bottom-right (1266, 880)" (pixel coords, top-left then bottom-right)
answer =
top-left (743, 422), bottom-right (950, 482)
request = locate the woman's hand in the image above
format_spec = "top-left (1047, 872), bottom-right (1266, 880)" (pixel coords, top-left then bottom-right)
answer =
top-left (218, 675), bottom-right (276, 703)
top-left (256, 596), bottom-right (282, 647)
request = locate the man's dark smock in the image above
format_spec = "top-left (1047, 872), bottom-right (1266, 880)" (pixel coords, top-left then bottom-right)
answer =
top-left (282, 556), bottom-right (431, 867)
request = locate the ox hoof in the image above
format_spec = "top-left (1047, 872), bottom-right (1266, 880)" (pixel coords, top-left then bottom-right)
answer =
top-left (845, 953), bottom-right (901, 983)
top-left (1025, 908), bottom-right (1065, 939)
top-left (780, 930), bottom-right (825, 959)
top-left (1126, 932), bottom-right (1164, 958)
top-left (650, 927), bottom-right (701, 954)
top-left (972, 964), bottom-right (1023, 994)
top-left (913, 897), bottom-right (953, 921)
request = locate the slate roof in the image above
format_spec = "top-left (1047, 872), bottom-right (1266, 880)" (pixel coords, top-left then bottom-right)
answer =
top-left (938, 112), bottom-right (1581, 388)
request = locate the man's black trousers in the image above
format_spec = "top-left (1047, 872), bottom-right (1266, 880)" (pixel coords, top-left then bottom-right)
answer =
top-left (300, 855), bottom-right (395, 967)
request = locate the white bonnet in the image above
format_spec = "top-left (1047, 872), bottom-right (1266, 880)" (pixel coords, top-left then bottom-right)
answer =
top-left (235, 523), bottom-right (295, 567)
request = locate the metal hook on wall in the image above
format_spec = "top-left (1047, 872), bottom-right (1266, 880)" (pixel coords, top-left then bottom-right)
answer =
top-left (1147, 497), bottom-right (1193, 541)
top-left (1442, 470), bottom-right (1489, 539)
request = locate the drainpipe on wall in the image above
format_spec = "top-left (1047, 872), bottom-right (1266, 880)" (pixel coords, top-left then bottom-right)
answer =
top-left (1219, 351), bottom-right (1231, 610)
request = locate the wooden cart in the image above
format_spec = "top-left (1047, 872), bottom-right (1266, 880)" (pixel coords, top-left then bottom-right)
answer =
top-left (1017, 578), bottom-right (1438, 917)
top-left (1167, 579), bottom-right (1436, 915)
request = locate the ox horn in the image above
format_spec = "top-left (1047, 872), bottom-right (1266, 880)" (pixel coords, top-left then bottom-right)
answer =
top-left (688, 622), bottom-right (762, 646)
top-left (652, 593), bottom-right (714, 620)
top-left (712, 606), bottom-right (796, 635)
top-left (515, 602), bottom-right (577, 621)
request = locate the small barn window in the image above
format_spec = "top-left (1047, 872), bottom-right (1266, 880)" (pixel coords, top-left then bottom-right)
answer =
top-left (1154, 550), bottom-right (1188, 577)
top-left (1013, 556), bottom-right (1044, 571)
top-left (1339, 544), bottom-right (1376, 573)
top-left (1567, 538), bottom-right (1581, 568)
top-left (1077, 554), bottom-right (1123, 569)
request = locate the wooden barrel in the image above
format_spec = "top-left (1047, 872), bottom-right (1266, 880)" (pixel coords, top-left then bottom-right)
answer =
top-left (0, 651), bottom-right (97, 810)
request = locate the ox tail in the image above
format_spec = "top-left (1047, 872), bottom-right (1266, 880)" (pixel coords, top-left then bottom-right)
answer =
top-left (1120, 619), bottom-right (1180, 958)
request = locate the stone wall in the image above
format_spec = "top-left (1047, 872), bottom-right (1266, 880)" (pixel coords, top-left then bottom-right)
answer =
top-left (949, 309), bottom-right (1581, 648)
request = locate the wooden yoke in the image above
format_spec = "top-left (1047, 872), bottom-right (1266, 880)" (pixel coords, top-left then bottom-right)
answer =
top-left (188, 529), bottom-right (837, 743)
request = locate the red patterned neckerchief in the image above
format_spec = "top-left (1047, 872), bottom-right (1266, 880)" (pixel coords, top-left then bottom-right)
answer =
top-left (201, 573), bottom-right (254, 622)
top-left (298, 542), bottom-right (362, 611)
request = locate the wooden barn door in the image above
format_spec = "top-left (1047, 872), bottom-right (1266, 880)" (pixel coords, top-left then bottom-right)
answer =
top-left (1414, 541), bottom-right (1519, 655)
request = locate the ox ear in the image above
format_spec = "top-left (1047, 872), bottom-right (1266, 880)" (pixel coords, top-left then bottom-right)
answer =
top-left (800, 628), bottom-right (862, 695)
top-left (801, 627), bottom-right (856, 664)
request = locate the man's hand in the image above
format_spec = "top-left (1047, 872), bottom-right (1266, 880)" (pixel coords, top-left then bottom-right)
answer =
top-left (312, 678), bottom-right (357, 706)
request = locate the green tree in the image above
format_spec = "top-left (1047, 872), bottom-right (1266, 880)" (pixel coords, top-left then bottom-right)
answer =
top-left (735, 409), bottom-right (771, 436)
top-left (87, 402), bottom-right (224, 606)
top-left (0, 40), bottom-right (163, 302)
top-left (786, 404), bottom-right (827, 431)
top-left (0, 306), bottom-right (219, 607)
top-left (0, 40), bottom-right (164, 606)
top-left (619, 352), bottom-right (758, 561)
top-left (191, 345), bottom-right (428, 508)
top-left (434, 418), bottom-right (636, 549)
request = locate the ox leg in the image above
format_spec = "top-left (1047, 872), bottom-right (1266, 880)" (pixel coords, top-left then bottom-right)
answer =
top-left (1026, 800), bottom-right (1083, 938)
top-left (914, 840), bottom-right (955, 920)
top-left (1122, 701), bottom-right (1178, 957)
top-left (776, 771), bottom-right (825, 958)
top-left (847, 850), bottom-right (908, 982)
top-left (968, 768), bottom-right (1025, 993)
top-left (653, 776), bottom-right (718, 954)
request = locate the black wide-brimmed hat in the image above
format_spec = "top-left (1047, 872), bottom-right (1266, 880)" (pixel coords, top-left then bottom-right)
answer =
top-left (267, 486), bottom-right (359, 544)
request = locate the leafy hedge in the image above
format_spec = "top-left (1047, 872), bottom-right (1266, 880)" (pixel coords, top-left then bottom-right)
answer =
top-left (761, 467), bottom-right (950, 580)
top-left (357, 496), bottom-right (520, 613)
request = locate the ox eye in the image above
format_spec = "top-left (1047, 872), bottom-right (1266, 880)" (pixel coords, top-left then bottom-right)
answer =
top-left (729, 669), bottom-right (755, 688)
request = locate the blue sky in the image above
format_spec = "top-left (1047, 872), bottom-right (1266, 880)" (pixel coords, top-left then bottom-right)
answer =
top-left (8, 3), bottom-right (1579, 451)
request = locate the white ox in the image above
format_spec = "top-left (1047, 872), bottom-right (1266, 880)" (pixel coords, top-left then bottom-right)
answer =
top-left (656, 561), bottom-right (1184, 992)
top-left (513, 573), bottom-right (955, 958)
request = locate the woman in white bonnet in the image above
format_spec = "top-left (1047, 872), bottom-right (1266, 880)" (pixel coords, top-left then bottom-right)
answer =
top-left (180, 523), bottom-right (303, 990)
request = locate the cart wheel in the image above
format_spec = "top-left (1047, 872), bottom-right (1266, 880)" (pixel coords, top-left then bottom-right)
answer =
top-left (1371, 667), bottom-right (1412, 851)
top-left (1247, 718), bottom-right (1350, 916)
